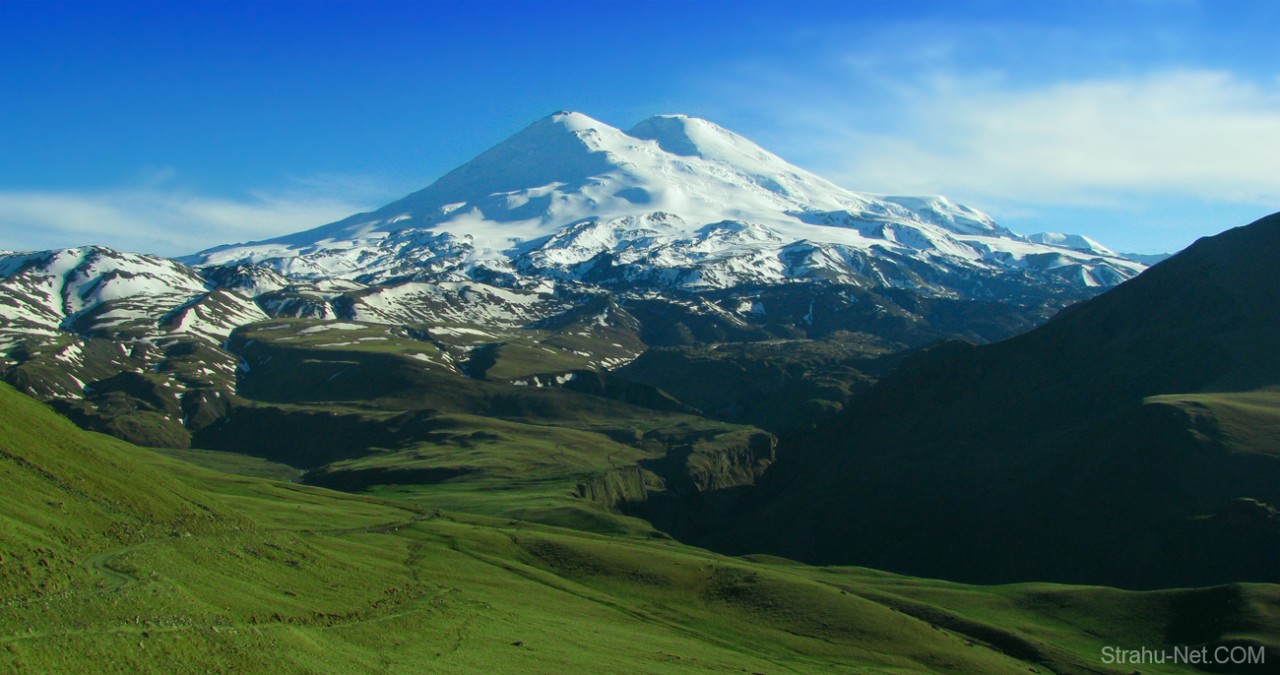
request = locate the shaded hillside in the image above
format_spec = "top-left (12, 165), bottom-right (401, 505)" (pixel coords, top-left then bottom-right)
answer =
top-left (616, 333), bottom-right (900, 434)
top-left (688, 212), bottom-right (1280, 589)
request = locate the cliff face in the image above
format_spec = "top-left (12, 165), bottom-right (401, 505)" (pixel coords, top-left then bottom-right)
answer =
top-left (576, 429), bottom-right (776, 520)
top-left (575, 466), bottom-right (653, 508)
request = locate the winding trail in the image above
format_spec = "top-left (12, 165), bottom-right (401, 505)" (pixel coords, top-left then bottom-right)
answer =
top-left (83, 547), bottom-right (140, 594)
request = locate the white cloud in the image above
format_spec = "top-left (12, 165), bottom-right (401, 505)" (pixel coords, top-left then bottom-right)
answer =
top-left (754, 68), bottom-right (1280, 209)
top-left (0, 175), bottom-right (398, 257)
top-left (695, 9), bottom-right (1280, 253)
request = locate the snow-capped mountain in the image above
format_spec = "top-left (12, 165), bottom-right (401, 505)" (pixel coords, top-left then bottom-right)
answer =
top-left (1025, 232), bottom-right (1116, 257)
top-left (188, 111), bottom-right (1143, 295)
top-left (0, 111), bottom-right (1159, 448)
top-left (0, 246), bottom-right (268, 405)
top-left (0, 246), bottom-right (264, 352)
top-left (0, 112), bottom-right (1154, 355)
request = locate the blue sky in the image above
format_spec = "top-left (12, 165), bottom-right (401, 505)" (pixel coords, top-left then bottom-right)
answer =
top-left (1, 0), bottom-right (1277, 256)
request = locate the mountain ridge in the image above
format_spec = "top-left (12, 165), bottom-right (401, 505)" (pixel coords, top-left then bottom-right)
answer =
top-left (184, 111), bottom-right (1144, 296)
top-left (2, 111), bottom-right (1156, 450)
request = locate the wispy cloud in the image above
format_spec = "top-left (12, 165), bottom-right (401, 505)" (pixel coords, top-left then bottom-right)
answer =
top-left (810, 69), bottom-right (1280, 207)
top-left (708, 12), bottom-right (1280, 250)
top-left (0, 174), bottom-right (400, 257)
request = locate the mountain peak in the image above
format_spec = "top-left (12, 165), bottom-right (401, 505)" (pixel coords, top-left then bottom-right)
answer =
top-left (537, 110), bottom-right (611, 133)
top-left (1026, 232), bottom-right (1116, 256)
top-left (383, 111), bottom-right (627, 210)
top-left (627, 114), bottom-right (774, 164)
top-left (508, 110), bottom-right (622, 146)
top-left (187, 111), bottom-right (1142, 297)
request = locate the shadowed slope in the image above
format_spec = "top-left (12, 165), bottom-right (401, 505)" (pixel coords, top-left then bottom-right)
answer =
top-left (700, 213), bottom-right (1280, 588)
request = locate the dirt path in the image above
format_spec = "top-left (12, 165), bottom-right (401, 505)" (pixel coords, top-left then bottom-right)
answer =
top-left (83, 547), bottom-right (141, 594)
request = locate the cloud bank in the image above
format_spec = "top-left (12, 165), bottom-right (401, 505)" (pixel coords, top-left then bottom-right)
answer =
top-left (0, 175), bottom-right (395, 258)
top-left (804, 69), bottom-right (1280, 208)
top-left (710, 13), bottom-right (1280, 251)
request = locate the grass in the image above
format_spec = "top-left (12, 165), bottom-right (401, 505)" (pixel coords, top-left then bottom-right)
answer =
top-left (300, 410), bottom-right (767, 536)
top-left (202, 316), bottom-right (776, 535)
top-left (3, 381), bottom-right (1280, 672)
top-left (1145, 390), bottom-right (1280, 456)
top-left (150, 446), bottom-right (303, 481)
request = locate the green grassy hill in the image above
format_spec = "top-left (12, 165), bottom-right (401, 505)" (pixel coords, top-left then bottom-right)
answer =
top-left (0, 382), bottom-right (245, 602)
top-left (5, 382), bottom-right (1277, 672)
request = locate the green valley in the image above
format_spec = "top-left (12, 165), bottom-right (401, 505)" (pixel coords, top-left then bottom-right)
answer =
top-left (4, 381), bottom-right (1277, 673)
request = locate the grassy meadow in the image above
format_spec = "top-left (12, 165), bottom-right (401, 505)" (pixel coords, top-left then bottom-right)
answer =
top-left (3, 381), bottom-right (1278, 673)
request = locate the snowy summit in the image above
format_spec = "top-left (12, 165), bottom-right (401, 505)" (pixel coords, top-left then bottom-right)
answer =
top-left (187, 111), bottom-right (1143, 294)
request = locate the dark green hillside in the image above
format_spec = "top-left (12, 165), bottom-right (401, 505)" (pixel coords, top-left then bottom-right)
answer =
top-left (181, 318), bottom-right (782, 535)
top-left (3, 333), bottom-right (241, 449)
top-left (617, 332), bottom-right (899, 433)
top-left (697, 213), bottom-right (1280, 589)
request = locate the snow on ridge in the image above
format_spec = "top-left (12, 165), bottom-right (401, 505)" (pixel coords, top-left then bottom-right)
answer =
top-left (1026, 232), bottom-right (1117, 257)
top-left (174, 111), bottom-right (1144, 296)
top-left (0, 245), bottom-right (254, 352)
top-left (297, 322), bottom-right (366, 334)
top-left (187, 112), bottom-right (965, 267)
